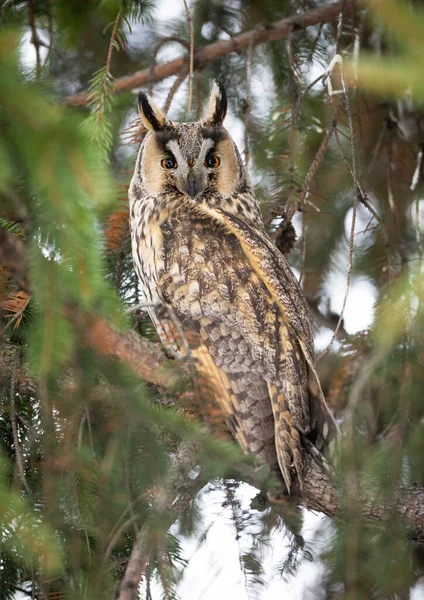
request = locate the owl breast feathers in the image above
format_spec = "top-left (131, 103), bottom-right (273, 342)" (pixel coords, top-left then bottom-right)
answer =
top-left (128, 81), bottom-right (337, 493)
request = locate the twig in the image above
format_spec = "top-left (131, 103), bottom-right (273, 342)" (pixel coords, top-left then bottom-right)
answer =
top-left (105, 490), bottom-right (152, 562)
top-left (386, 124), bottom-right (408, 267)
top-left (148, 37), bottom-right (190, 95)
top-left (86, 10), bottom-right (122, 150)
top-left (294, 71), bottom-right (326, 128)
top-left (85, 408), bottom-right (94, 452)
top-left (182, 0), bottom-right (194, 113)
top-left (77, 408), bottom-right (93, 453)
top-left (11, 587), bottom-right (33, 598)
top-left (318, 105), bottom-right (392, 271)
top-left (310, 22), bottom-right (324, 59)
top-left (224, 481), bottom-right (251, 598)
top-left (357, 183), bottom-right (392, 272)
top-left (410, 145), bottom-right (423, 192)
top-left (117, 441), bottom-right (203, 600)
top-left (104, 514), bottom-right (140, 562)
top-left (287, 31), bottom-right (298, 200)
top-left (0, 293), bottom-right (31, 338)
top-left (318, 54), bottom-right (358, 360)
top-left (335, 0), bottom-right (345, 54)
top-left (28, 0), bottom-right (41, 81)
top-left (43, 0), bottom-right (53, 69)
top-left (162, 69), bottom-right (188, 115)
top-left (293, 105), bottom-right (342, 219)
top-left (299, 210), bottom-right (307, 287)
top-left (243, 29), bottom-right (257, 166)
top-left (10, 372), bottom-right (32, 496)
top-left (106, 12), bottom-right (122, 73)
top-left (416, 194), bottom-right (423, 275)
top-left (77, 410), bottom-right (86, 449)
top-left (125, 302), bottom-right (158, 314)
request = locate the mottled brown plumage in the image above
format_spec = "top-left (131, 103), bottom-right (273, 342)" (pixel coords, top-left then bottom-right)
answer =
top-left (129, 82), bottom-right (336, 492)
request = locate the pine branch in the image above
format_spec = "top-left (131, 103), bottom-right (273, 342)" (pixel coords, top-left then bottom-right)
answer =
top-left (117, 441), bottom-right (204, 600)
top-left (64, 1), bottom-right (355, 108)
top-left (84, 11), bottom-right (122, 154)
top-left (79, 314), bottom-right (183, 390)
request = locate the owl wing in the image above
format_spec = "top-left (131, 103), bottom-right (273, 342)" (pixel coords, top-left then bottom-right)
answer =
top-left (194, 204), bottom-right (337, 445)
top-left (155, 202), bottom-right (336, 491)
top-left (146, 305), bottom-right (256, 455)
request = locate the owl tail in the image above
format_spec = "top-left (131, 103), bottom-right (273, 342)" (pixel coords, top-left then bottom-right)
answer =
top-left (267, 383), bottom-right (303, 493)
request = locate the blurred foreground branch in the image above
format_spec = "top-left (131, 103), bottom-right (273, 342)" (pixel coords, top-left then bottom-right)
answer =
top-left (117, 441), bottom-right (204, 600)
top-left (63, 0), bottom-right (354, 108)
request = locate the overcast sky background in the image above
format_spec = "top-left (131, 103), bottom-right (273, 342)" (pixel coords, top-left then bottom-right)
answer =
top-left (18, 0), bottom-right (424, 598)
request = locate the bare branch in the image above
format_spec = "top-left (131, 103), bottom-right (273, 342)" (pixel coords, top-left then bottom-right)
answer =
top-left (63, 1), bottom-right (355, 108)
top-left (182, 0), bottom-right (194, 112)
top-left (301, 453), bottom-right (424, 544)
top-left (318, 56), bottom-right (358, 360)
top-left (162, 69), bottom-right (188, 115)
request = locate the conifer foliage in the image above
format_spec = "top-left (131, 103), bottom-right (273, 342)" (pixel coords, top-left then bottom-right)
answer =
top-left (0, 0), bottom-right (424, 598)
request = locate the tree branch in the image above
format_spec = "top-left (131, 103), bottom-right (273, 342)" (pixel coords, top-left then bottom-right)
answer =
top-left (301, 454), bottom-right (424, 543)
top-left (117, 441), bottom-right (204, 600)
top-left (63, 0), bottom-right (355, 108)
top-left (81, 315), bottom-right (183, 390)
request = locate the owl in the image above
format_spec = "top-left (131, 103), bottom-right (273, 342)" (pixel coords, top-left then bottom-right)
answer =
top-left (128, 81), bottom-right (336, 493)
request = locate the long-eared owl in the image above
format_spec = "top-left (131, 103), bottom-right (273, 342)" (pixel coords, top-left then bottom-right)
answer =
top-left (128, 81), bottom-right (336, 493)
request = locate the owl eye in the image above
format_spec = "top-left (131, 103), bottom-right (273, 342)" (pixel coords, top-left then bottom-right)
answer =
top-left (161, 157), bottom-right (177, 169)
top-left (204, 154), bottom-right (220, 168)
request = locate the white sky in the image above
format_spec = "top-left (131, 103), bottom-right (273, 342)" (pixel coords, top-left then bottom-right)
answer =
top-left (18, 1), bottom-right (424, 598)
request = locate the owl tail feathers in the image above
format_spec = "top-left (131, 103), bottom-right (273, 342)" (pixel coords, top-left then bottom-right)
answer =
top-left (275, 410), bottom-right (303, 493)
top-left (267, 383), bottom-right (303, 493)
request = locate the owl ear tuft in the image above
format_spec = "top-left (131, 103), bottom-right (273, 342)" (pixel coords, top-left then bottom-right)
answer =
top-left (138, 92), bottom-right (167, 131)
top-left (203, 81), bottom-right (227, 126)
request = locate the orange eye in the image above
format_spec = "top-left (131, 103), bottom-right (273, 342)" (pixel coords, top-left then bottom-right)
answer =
top-left (161, 157), bottom-right (177, 169)
top-left (204, 154), bottom-right (220, 168)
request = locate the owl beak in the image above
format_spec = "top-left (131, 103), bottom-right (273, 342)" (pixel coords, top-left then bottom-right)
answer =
top-left (186, 172), bottom-right (200, 199)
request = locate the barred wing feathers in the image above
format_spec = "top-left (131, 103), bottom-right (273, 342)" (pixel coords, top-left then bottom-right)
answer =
top-left (154, 201), bottom-right (336, 491)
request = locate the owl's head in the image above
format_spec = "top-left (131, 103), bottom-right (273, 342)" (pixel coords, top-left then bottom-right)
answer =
top-left (135, 82), bottom-right (248, 201)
